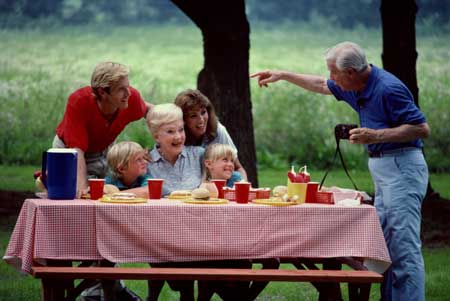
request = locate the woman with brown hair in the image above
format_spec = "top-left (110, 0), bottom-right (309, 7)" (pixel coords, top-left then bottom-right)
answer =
top-left (174, 89), bottom-right (247, 180)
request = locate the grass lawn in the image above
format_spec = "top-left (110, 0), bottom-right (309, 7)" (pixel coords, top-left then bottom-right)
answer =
top-left (0, 22), bottom-right (449, 300)
top-left (2, 229), bottom-right (450, 300)
top-left (1, 165), bottom-right (450, 300)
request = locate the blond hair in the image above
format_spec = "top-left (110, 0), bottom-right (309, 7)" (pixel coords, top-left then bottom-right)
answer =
top-left (146, 103), bottom-right (183, 136)
top-left (91, 62), bottom-right (129, 98)
top-left (107, 141), bottom-right (145, 179)
top-left (203, 143), bottom-right (237, 180)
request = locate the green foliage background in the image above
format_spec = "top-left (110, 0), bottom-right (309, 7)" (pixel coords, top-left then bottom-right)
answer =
top-left (0, 23), bottom-right (449, 172)
top-left (1, 0), bottom-right (449, 29)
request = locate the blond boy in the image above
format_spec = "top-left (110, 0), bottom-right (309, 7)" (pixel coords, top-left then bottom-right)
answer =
top-left (106, 141), bottom-right (150, 190)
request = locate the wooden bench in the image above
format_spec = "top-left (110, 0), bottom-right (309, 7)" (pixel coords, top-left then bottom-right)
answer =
top-left (32, 266), bottom-right (383, 301)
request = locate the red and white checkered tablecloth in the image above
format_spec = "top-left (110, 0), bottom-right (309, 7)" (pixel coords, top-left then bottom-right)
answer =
top-left (4, 199), bottom-right (100, 273)
top-left (4, 199), bottom-right (391, 274)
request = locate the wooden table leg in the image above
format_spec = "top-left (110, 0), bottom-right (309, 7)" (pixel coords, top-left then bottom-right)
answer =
top-left (321, 259), bottom-right (343, 301)
top-left (41, 278), bottom-right (66, 301)
top-left (289, 258), bottom-right (343, 301)
top-left (147, 280), bottom-right (165, 301)
top-left (247, 258), bottom-right (280, 300)
top-left (348, 283), bottom-right (371, 301)
top-left (45, 259), bottom-right (74, 300)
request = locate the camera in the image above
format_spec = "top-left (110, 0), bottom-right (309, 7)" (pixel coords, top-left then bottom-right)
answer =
top-left (335, 124), bottom-right (358, 140)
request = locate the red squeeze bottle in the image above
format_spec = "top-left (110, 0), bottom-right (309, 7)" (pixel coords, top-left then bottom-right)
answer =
top-left (296, 173), bottom-right (305, 183)
top-left (288, 166), bottom-right (297, 183)
top-left (303, 165), bottom-right (311, 182)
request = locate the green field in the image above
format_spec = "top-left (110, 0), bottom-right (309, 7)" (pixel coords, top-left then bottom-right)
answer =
top-left (1, 24), bottom-right (450, 300)
top-left (0, 24), bottom-right (449, 172)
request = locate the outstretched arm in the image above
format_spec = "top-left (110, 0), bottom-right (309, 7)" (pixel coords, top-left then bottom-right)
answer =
top-left (250, 70), bottom-right (332, 95)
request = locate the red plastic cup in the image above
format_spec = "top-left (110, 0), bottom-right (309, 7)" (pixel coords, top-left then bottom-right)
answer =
top-left (211, 179), bottom-right (226, 199)
top-left (306, 182), bottom-right (319, 203)
top-left (89, 179), bottom-right (105, 200)
top-left (148, 179), bottom-right (164, 199)
top-left (235, 182), bottom-right (251, 204)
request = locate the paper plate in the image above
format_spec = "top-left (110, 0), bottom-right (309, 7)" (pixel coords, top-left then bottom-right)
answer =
top-left (252, 198), bottom-right (299, 206)
top-left (183, 198), bottom-right (228, 205)
top-left (99, 196), bottom-right (148, 204)
top-left (167, 195), bottom-right (192, 200)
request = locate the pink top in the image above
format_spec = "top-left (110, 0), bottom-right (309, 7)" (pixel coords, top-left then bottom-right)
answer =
top-left (4, 199), bottom-right (390, 273)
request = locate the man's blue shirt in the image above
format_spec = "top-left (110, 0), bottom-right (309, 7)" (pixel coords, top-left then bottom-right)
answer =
top-left (327, 65), bottom-right (426, 153)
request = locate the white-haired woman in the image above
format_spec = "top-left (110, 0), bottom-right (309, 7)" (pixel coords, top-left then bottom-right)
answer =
top-left (145, 103), bottom-right (204, 194)
top-left (145, 103), bottom-right (204, 301)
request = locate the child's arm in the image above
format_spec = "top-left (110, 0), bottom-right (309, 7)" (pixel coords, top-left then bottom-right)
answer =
top-left (234, 158), bottom-right (248, 181)
top-left (120, 186), bottom-right (148, 198)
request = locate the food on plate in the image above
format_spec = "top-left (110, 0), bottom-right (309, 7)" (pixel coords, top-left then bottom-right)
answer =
top-left (110, 192), bottom-right (137, 201)
top-left (191, 188), bottom-right (210, 200)
top-left (288, 195), bottom-right (299, 202)
top-left (104, 184), bottom-right (120, 194)
top-left (99, 192), bottom-right (147, 203)
top-left (269, 185), bottom-right (299, 203)
top-left (272, 185), bottom-right (287, 197)
top-left (199, 182), bottom-right (219, 198)
top-left (169, 190), bottom-right (192, 198)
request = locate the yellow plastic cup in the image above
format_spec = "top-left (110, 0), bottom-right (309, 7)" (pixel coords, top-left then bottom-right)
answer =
top-left (287, 179), bottom-right (307, 203)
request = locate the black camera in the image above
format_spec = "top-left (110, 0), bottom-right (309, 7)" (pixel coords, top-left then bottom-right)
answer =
top-left (335, 124), bottom-right (358, 140)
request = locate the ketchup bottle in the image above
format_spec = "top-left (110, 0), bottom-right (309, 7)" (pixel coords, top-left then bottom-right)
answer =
top-left (288, 165), bottom-right (297, 183)
top-left (299, 165), bottom-right (311, 183)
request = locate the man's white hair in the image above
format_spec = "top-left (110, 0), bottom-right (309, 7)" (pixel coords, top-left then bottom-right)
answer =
top-left (325, 41), bottom-right (368, 72)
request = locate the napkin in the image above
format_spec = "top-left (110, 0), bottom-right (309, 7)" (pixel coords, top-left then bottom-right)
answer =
top-left (335, 198), bottom-right (360, 206)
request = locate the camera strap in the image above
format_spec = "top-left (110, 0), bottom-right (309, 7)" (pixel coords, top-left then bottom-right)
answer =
top-left (319, 137), bottom-right (359, 191)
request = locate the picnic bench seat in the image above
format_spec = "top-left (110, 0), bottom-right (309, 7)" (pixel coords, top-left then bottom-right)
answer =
top-left (32, 265), bottom-right (383, 301)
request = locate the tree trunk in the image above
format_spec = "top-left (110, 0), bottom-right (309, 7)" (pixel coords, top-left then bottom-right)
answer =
top-left (171, 0), bottom-right (258, 186)
top-left (380, 0), bottom-right (419, 106)
top-left (381, 0), bottom-right (438, 199)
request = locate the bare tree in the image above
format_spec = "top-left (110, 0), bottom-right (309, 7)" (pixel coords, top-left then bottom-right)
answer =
top-left (171, 0), bottom-right (258, 186)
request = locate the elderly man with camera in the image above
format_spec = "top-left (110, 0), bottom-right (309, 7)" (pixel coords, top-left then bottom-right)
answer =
top-left (251, 41), bottom-right (429, 301)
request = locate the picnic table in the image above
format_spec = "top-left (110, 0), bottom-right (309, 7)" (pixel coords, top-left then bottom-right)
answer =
top-left (4, 198), bottom-right (390, 300)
